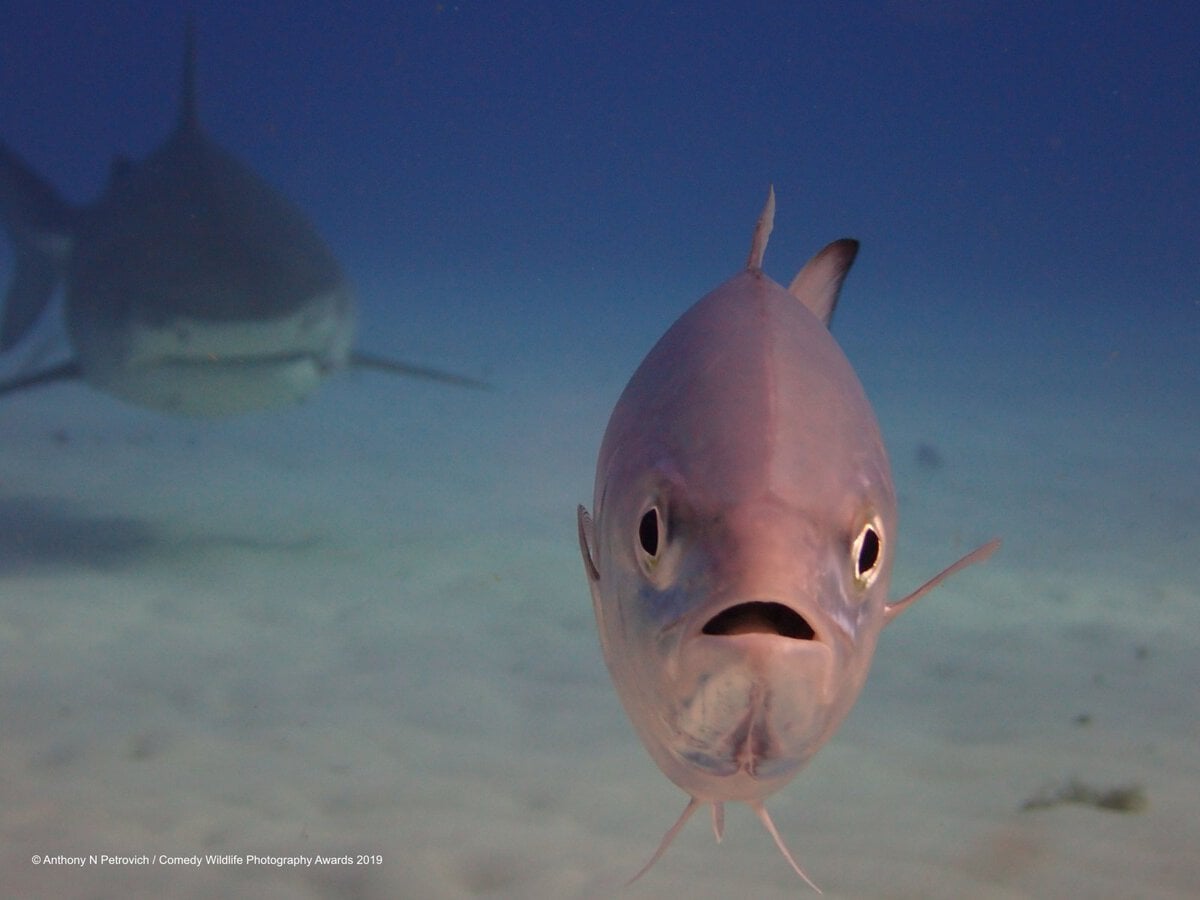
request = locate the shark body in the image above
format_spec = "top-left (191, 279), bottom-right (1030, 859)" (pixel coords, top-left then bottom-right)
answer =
top-left (0, 27), bottom-right (481, 416)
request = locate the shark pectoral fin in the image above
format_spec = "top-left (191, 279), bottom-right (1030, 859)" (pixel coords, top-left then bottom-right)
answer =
top-left (748, 800), bottom-right (822, 893)
top-left (786, 238), bottom-right (860, 328)
top-left (0, 360), bottom-right (82, 398)
top-left (883, 538), bottom-right (1001, 623)
top-left (625, 797), bottom-right (702, 886)
top-left (349, 351), bottom-right (491, 390)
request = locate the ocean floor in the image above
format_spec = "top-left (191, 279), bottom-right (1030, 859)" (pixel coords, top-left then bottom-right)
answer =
top-left (0, 269), bottom-right (1196, 899)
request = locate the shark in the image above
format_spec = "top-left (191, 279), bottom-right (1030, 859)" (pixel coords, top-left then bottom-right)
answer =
top-left (0, 25), bottom-right (483, 417)
top-left (577, 188), bottom-right (998, 889)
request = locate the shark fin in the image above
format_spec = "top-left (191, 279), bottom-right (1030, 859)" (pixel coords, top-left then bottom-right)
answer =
top-left (0, 142), bottom-right (73, 351)
top-left (0, 360), bottom-right (82, 398)
top-left (350, 351), bottom-right (490, 390)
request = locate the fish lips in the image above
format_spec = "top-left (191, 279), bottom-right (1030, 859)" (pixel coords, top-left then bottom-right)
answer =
top-left (661, 597), bottom-right (838, 791)
top-left (682, 593), bottom-right (839, 723)
top-left (701, 599), bottom-right (817, 641)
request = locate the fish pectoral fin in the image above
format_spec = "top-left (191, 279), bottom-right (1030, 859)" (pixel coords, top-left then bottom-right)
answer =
top-left (749, 800), bottom-right (822, 893)
top-left (576, 505), bottom-right (599, 582)
top-left (884, 538), bottom-right (1001, 623)
top-left (625, 797), bottom-right (702, 886)
top-left (349, 351), bottom-right (491, 390)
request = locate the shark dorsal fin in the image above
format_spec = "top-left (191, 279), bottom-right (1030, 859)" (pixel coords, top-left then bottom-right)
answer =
top-left (178, 19), bottom-right (199, 135)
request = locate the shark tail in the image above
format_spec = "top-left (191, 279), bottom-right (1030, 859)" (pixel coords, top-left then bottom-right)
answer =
top-left (0, 141), bottom-right (73, 352)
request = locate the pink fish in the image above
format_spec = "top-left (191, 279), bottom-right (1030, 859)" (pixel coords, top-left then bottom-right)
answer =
top-left (578, 188), bottom-right (997, 890)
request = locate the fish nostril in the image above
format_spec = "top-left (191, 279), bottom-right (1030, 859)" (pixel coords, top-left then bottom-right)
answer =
top-left (702, 602), bottom-right (815, 640)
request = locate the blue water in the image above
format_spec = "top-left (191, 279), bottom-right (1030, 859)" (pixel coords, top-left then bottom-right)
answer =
top-left (1, 4), bottom-right (1196, 898)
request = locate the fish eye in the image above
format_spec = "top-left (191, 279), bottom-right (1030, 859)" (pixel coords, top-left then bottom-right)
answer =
top-left (639, 508), bottom-right (660, 558)
top-left (853, 519), bottom-right (882, 586)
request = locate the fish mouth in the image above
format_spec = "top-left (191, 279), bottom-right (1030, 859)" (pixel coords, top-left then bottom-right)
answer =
top-left (701, 602), bottom-right (816, 640)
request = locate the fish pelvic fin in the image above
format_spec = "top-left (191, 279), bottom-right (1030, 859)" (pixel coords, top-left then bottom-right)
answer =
top-left (624, 797), bottom-right (702, 886)
top-left (749, 799), bottom-right (823, 893)
top-left (626, 797), bottom-right (821, 892)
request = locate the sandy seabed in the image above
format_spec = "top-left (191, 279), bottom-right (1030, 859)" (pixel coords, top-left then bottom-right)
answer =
top-left (0, 282), bottom-right (1196, 900)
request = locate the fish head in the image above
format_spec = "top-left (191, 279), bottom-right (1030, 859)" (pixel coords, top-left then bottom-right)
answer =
top-left (578, 191), bottom-right (997, 886)
top-left (579, 233), bottom-right (898, 805)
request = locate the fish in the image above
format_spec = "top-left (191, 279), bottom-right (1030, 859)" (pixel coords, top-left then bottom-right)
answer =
top-left (577, 187), bottom-right (997, 889)
top-left (0, 24), bottom-right (484, 417)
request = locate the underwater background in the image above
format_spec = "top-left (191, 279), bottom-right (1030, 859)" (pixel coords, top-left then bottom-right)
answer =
top-left (0, 2), bottom-right (1196, 897)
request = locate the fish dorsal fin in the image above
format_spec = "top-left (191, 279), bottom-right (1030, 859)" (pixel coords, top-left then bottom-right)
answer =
top-left (177, 19), bottom-right (199, 135)
top-left (746, 185), bottom-right (776, 270)
top-left (786, 238), bottom-right (859, 328)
